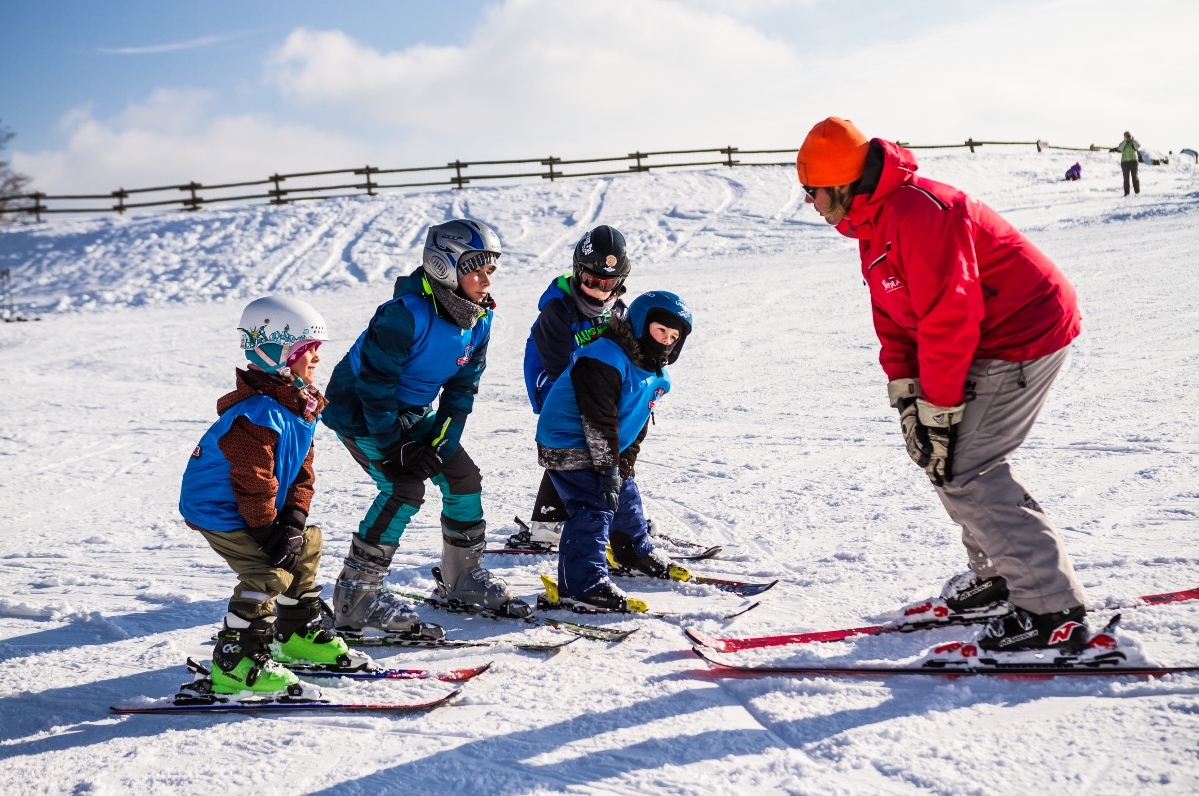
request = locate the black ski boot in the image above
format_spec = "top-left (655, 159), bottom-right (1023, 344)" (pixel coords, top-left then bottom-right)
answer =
top-left (978, 605), bottom-right (1088, 653)
top-left (942, 571), bottom-right (1010, 611)
top-left (576, 581), bottom-right (631, 612)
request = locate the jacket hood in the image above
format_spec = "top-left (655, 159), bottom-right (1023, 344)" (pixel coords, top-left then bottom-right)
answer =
top-left (604, 314), bottom-right (663, 373)
top-left (836, 139), bottom-right (920, 240)
top-left (394, 267), bottom-right (429, 299)
top-left (218, 368), bottom-right (327, 421)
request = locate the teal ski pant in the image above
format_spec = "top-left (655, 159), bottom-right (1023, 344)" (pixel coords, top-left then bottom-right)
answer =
top-left (338, 433), bottom-right (483, 546)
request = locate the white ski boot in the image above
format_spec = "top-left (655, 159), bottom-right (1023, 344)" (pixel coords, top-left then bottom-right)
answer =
top-left (435, 520), bottom-right (532, 617)
top-left (332, 539), bottom-right (445, 641)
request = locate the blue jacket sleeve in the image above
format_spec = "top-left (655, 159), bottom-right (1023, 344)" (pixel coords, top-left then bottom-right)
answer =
top-left (434, 330), bottom-right (489, 457)
top-left (355, 302), bottom-right (417, 449)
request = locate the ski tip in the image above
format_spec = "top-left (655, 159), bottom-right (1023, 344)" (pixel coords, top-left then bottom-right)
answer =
top-left (683, 627), bottom-right (723, 650)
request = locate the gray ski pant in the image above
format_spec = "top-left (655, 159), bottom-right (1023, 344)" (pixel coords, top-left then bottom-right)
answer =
top-left (934, 346), bottom-right (1086, 614)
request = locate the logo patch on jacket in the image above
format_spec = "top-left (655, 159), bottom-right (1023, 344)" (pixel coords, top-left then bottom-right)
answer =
top-left (881, 276), bottom-right (904, 292)
top-left (191, 445), bottom-right (202, 458)
top-left (649, 387), bottom-right (666, 409)
top-left (457, 344), bottom-right (475, 366)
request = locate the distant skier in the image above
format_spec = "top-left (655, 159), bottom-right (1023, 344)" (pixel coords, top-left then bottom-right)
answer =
top-left (535, 290), bottom-right (693, 611)
top-left (322, 219), bottom-right (531, 638)
top-left (796, 117), bottom-right (1089, 652)
top-left (179, 296), bottom-right (349, 696)
top-left (512, 224), bottom-right (631, 551)
top-left (1111, 131), bottom-right (1141, 195)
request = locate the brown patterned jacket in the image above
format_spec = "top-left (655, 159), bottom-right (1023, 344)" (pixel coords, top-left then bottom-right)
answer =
top-left (185, 369), bottom-right (328, 531)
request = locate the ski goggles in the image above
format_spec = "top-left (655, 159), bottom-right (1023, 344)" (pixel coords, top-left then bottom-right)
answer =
top-left (580, 274), bottom-right (622, 292)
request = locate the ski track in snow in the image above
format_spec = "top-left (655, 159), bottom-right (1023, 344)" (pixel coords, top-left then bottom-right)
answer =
top-left (1, 151), bottom-right (1199, 795)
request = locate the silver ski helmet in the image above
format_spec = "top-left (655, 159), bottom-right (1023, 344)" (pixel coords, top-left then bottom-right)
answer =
top-left (422, 219), bottom-right (502, 290)
top-left (627, 290), bottom-right (692, 365)
top-left (237, 295), bottom-right (329, 386)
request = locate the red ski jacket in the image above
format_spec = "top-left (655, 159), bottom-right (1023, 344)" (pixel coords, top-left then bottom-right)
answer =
top-left (835, 140), bottom-right (1081, 407)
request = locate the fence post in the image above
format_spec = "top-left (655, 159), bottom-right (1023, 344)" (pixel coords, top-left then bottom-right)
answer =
top-left (966, 138), bottom-right (977, 154)
top-left (629, 152), bottom-right (646, 172)
top-left (360, 165), bottom-right (377, 196)
top-left (112, 189), bottom-right (127, 215)
top-left (182, 182), bottom-right (202, 211)
top-left (721, 146), bottom-right (739, 167)
top-left (270, 173), bottom-right (287, 204)
top-left (542, 156), bottom-right (560, 181)
top-left (32, 192), bottom-right (44, 223)
top-left (450, 160), bottom-right (468, 189)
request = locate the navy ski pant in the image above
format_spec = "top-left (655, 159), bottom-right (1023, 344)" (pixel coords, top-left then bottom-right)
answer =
top-left (549, 469), bottom-right (652, 598)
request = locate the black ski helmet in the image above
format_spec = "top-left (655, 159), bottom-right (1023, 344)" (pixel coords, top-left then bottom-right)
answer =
top-left (573, 225), bottom-right (631, 287)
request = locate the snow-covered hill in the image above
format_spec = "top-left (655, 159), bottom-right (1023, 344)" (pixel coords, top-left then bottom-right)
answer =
top-left (2, 149), bottom-right (1198, 795)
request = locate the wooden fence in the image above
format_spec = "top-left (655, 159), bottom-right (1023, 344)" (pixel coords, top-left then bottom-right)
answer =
top-left (0, 138), bottom-right (1113, 222)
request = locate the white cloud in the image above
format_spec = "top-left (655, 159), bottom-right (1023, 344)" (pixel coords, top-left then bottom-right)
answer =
top-left (13, 0), bottom-right (1197, 195)
top-left (14, 98), bottom-right (368, 195)
top-left (98, 32), bottom-right (251, 55)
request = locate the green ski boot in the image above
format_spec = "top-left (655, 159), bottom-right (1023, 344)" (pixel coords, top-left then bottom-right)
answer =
top-left (273, 591), bottom-right (372, 670)
top-left (211, 616), bottom-right (301, 695)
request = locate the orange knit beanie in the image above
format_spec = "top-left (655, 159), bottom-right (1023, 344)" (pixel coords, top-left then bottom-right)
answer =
top-left (797, 117), bottom-right (869, 187)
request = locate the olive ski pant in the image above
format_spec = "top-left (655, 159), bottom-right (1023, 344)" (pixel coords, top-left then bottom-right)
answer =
top-left (935, 346), bottom-right (1086, 614)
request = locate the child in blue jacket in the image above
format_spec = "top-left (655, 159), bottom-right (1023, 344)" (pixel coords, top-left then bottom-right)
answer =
top-left (535, 291), bottom-right (693, 611)
top-left (514, 225), bottom-right (630, 550)
top-left (322, 219), bottom-right (532, 638)
top-left (180, 295), bottom-right (351, 697)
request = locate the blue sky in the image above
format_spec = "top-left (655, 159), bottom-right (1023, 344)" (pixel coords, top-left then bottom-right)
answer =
top-left (2, 0), bottom-right (1194, 193)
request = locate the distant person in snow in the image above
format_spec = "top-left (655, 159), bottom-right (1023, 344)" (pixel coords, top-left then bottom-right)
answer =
top-left (534, 291), bottom-right (694, 612)
top-left (321, 220), bottom-right (531, 640)
top-left (1111, 131), bottom-right (1141, 195)
top-left (1065, 162), bottom-right (1081, 181)
top-left (179, 296), bottom-right (353, 697)
top-left (796, 117), bottom-right (1089, 653)
top-left (510, 225), bottom-right (631, 553)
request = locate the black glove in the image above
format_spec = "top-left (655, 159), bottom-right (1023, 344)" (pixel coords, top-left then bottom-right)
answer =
top-left (380, 439), bottom-right (444, 480)
top-left (597, 466), bottom-right (622, 512)
top-left (897, 397), bottom-right (963, 487)
top-left (248, 506), bottom-right (306, 571)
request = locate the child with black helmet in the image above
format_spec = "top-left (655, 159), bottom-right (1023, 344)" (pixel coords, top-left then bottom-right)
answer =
top-left (179, 295), bottom-right (359, 698)
top-left (534, 290), bottom-right (693, 612)
top-left (513, 224), bottom-right (631, 551)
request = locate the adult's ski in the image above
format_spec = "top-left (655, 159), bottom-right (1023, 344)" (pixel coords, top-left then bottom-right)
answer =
top-left (609, 567), bottom-right (777, 597)
top-left (691, 645), bottom-right (1199, 679)
top-left (686, 584), bottom-right (1199, 653)
top-left (692, 616), bottom-right (1199, 679)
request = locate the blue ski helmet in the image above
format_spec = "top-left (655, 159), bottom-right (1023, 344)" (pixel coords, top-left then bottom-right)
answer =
top-left (627, 291), bottom-right (692, 364)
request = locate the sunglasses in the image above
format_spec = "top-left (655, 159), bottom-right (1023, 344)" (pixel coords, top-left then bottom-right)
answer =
top-left (802, 185), bottom-right (820, 200)
top-left (581, 274), bottom-right (621, 292)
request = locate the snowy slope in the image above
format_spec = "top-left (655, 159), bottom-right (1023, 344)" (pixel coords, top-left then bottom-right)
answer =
top-left (1, 150), bottom-right (1198, 795)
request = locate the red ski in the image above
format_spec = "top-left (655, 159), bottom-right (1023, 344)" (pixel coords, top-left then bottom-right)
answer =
top-left (686, 585), bottom-right (1199, 653)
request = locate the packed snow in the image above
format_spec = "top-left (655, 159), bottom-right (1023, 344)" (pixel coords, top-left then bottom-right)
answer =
top-left (1, 149), bottom-right (1198, 795)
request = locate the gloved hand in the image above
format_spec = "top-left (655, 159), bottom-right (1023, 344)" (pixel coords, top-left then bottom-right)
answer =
top-left (597, 466), bottom-right (622, 512)
top-left (249, 506), bottom-right (306, 571)
top-left (380, 439), bottom-right (444, 480)
top-left (897, 396), bottom-right (963, 487)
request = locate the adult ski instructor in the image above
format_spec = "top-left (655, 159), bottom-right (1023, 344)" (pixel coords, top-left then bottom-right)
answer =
top-left (796, 117), bottom-right (1089, 653)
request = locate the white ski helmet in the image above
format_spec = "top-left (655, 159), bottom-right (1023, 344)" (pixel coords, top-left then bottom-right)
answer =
top-left (422, 219), bottom-right (502, 290)
top-left (237, 296), bottom-right (329, 385)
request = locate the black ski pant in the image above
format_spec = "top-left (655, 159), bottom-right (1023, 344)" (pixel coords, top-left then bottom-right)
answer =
top-left (1121, 160), bottom-right (1140, 195)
